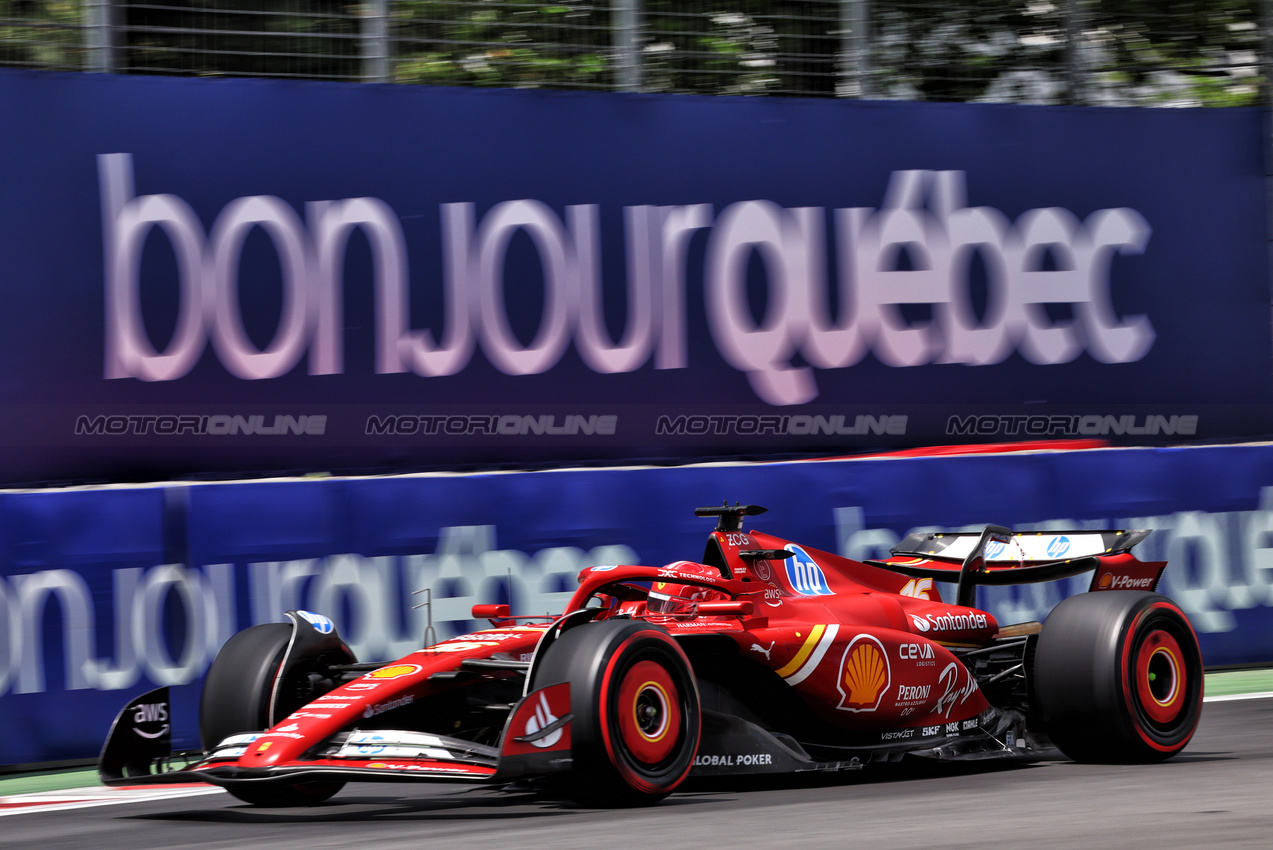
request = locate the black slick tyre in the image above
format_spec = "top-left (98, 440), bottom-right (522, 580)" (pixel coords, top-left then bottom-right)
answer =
top-left (532, 619), bottom-right (700, 807)
top-left (222, 781), bottom-right (344, 808)
top-left (200, 623), bottom-right (344, 807)
top-left (1034, 591), bottom-right (1202, 763)
top-left (200, 623), bottom-right (291, 750)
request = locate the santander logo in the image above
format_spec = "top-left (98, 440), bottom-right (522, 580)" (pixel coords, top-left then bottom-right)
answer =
top-left (524, 692), bottom-right (562, 749)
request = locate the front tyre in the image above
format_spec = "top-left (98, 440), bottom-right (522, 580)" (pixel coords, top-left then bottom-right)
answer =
top-left (200, 623), bottom-right (293, 750)
top-left (201, 623), bottom-right (348, 807)
top-left (225, 781), bottom-right (343, 807)
top-left (1034, 591), bottom-right (1202, 763)
top-left (533, 620), bottom-right (700, 807)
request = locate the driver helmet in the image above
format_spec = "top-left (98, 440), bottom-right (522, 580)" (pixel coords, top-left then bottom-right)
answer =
top-left (647, 562), bottom-right (727, 616)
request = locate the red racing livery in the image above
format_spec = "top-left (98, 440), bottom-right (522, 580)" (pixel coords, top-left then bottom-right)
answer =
top-left (100, 503), bottom-right (1202, 807)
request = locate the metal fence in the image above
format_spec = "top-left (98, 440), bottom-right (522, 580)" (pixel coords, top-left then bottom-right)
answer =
top-left (0, 1), bottom-right (1266, 106)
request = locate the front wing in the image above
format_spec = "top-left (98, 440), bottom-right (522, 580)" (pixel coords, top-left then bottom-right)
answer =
top-left (99, 684), bottom-right (574, 791)
top-left (101, 685), bottom-right (1048, 794)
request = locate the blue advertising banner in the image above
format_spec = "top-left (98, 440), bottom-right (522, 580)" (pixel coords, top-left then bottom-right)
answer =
top-left (0, 71), bottom-right (1268, 483)
top-left (4, 444), bottom-right (1273, 764)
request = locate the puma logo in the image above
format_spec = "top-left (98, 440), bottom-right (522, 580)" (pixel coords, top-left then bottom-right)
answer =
top-left (750, 641), bottom-right (775, 661)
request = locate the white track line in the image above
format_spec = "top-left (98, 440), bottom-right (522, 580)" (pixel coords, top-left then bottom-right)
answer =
top-left (1204, 690), bottom-right (1273, 703)
top-left (0, 784), bottom-right (224, 816)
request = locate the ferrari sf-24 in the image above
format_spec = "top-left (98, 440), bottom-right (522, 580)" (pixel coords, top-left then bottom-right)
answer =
top-left (100, 504), bottom-right (1203, 807)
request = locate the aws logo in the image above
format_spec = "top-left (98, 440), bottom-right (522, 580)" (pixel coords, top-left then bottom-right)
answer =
top-left (836, 635), bottom-right (890, 712)
top-left (131, 701), bottom-right (169, 739)
top-left (783, 545), bottom-right (834, 596)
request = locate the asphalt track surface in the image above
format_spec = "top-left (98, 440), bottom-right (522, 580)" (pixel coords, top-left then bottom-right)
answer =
top-left (1, 697), bottom-right (1269, 850)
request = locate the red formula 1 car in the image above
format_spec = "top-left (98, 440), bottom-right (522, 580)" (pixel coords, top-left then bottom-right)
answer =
top-left (100, 504), bottom-right (1203, 807)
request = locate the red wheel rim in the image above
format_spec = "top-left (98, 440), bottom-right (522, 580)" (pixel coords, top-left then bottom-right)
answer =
top-left (1135, 629), bottom-right (1186, 725)
top-left (616, 660), bottom-right (682, 765)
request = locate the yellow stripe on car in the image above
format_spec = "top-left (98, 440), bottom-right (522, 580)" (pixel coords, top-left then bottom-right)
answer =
top-left (776, 624), bottom-right (840, 686)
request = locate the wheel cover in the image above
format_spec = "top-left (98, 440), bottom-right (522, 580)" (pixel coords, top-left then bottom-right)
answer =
top-left (616, 659), bottom-right (682, 765)
top-left (1118, 601), bottom-right (1202, 753)
top-left (1134, 629), bottom-right (1186, 725)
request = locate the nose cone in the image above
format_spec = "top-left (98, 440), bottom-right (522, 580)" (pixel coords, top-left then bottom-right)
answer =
top-left (243, 738), bottom-right (291, 766)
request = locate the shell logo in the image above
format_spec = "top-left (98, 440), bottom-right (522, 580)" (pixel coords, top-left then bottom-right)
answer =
top-left (836, 635), bottom-right (891, 712)
top-left (1099, 573), bottom-right (1112, 589)
top-left (366, 664), bottom-right (423, 680)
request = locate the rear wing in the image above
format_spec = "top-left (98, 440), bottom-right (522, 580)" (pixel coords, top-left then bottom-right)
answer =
top-left (865, 526), bottom-right (1163, 607)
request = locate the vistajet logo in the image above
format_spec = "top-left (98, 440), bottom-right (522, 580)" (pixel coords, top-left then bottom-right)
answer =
top-left (75, 414), bottom-right (327, 436)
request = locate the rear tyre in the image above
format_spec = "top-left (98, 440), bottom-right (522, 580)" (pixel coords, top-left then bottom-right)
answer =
top-left (533, 619), bottom-right (700, 807)
top-left (200, 623), bottom-right (346, 807)
top-left (1034, 591), bottom-right (1202, 763)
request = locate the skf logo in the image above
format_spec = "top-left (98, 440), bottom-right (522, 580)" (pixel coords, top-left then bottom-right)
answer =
top-left (836, 635), bottom-right (890, 712)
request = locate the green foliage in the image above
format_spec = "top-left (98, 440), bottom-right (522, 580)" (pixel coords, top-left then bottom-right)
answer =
top-left (119, 1), bottom-right (362, 80)
top-left (391, 1), bottom-right (616, 89)
top-left (0, 0), bottom-right (86, 70)
top-left (1085, 0), bottom-right (1263, 106)
top-left (867, 0), bottom-right (1262, 105)
top-left (870, 0), bottom-right (1066, 102)
top-left (0, 1), bottom-right (1264, 105)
